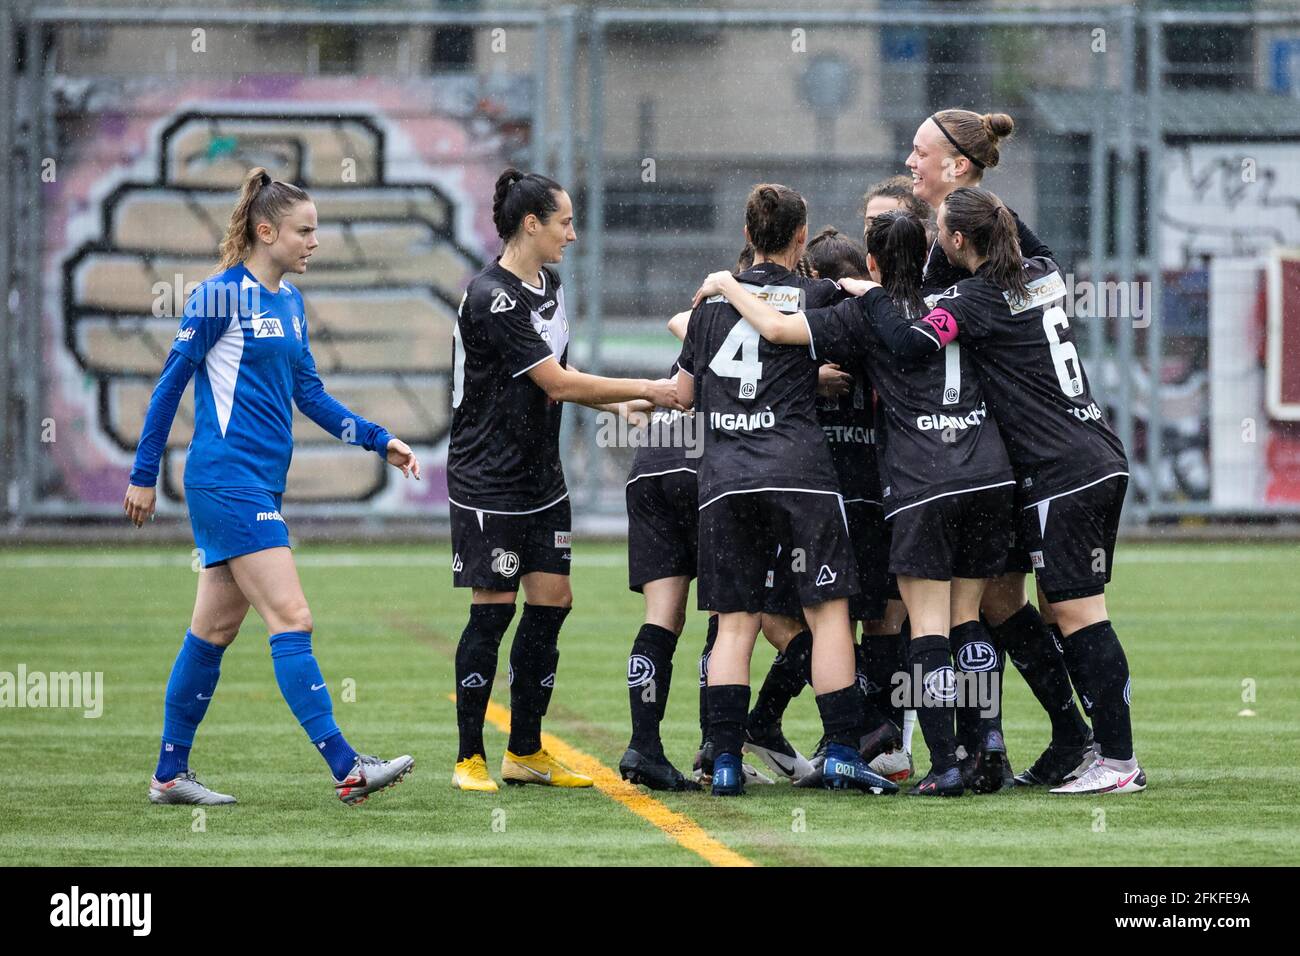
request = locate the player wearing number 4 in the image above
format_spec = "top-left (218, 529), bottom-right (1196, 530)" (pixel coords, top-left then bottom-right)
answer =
top-left (125, 168), bottom-right (421, 806)
top-left (447, 169), bottom-right (682, 792)
top-left (843, 188), bottom-right (1141, 796)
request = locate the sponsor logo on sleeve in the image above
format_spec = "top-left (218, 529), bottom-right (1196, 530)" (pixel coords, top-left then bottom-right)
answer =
top-left (174, 327), bottom-right (195, 342)
top-left (490, 289), bottom-right (517, 314)
top-left (554, 531), bottom-right (571, 548)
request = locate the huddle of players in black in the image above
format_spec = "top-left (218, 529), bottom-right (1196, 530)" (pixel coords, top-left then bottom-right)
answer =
top-left (448, 109), bottom-right (1145, 799)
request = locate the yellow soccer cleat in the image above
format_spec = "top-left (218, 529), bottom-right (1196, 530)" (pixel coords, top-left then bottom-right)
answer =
top-left (452, 754), bottom-right (499, 793)
top-left (501, 748), bottom-right (594, 788)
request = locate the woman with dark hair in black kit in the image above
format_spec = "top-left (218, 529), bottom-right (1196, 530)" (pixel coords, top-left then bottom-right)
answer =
top-left (695, 210), bottom-right (1019, 796)
top-left (448, 168), bottom-right (681, 792)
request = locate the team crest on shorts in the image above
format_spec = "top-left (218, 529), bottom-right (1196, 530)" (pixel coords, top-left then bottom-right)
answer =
top-left (491, 549), bottom-right (520, 577)
top-left (1030, 550), bottom-right (1045, 569)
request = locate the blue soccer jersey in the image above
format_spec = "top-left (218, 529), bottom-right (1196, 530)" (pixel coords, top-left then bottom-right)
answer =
top-left (130, 263), bottom-right (392, 493)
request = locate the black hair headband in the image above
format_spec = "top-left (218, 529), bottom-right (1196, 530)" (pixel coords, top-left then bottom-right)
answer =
top-left (930, 114), bottom-right (986, 170)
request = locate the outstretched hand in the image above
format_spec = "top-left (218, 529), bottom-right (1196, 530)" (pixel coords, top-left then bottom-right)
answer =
top-left (838, 277), bottom-right (881, 297)
top-left (386, 438), bottom-right (421, 479)
top-left (692, 271), bottom-right (736, 308)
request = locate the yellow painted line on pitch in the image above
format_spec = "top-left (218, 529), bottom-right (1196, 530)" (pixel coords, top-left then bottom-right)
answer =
top-left (451, 693), bottom-right (755, 867)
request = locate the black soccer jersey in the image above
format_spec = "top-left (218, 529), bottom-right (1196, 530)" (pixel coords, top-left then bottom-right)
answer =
top-left (922, 208), bottom-right (1052, 296)
top-left (860, 257), bottom-right (1129, 505)
top-left (805, 295), bottom-right (1013, 516)
top-left (815, 358), bottom-right (882, 505)
top-left (626, 361), bottom-right (700, 485)
top-left (677, 262), bottom-right (844, 508)
top-left (447, 260), bottom-right (570, 512)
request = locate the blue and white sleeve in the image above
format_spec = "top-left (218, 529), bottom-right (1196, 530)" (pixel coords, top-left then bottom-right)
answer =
top-left (129, 350), bottom-right (198, 487)
top-left (292, 333), bottom-right (393, 459)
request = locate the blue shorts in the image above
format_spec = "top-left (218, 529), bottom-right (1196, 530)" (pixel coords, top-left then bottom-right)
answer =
top-left (186, 487), bottom-right (291, 568)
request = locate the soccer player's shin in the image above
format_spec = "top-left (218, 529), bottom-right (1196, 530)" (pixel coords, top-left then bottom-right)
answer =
top-left (749, 629), bottom-right (811, 729)
top-left (507, 603), bottom-right (569, 756)
top-left (997, 603), bottom-right (1090, 743)
top-left (1056, 623), bottom-right (1096, 719)
top-left (268, 630), bottom-right (358, 780)
top-left (698, 614), bottom-right (718, 743)
top-left (909, 635), bottom-right (960, 772)
top-left (156, 630), bottom-right (225, 782)
top-left (627, 622), bottom-right (677, 755)
top-left (454, 603), bottom-right (516, 761)
top-left (1060, 621), bottom-right (1134, 762)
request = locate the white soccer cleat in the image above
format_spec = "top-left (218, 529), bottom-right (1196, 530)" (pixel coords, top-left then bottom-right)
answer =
top-left (1049, 757), bottom-right (1146, 795)
top-left (149, 770), bottom-right (237, 805)
top-left (1063, 743), bottom-right (1099, 783)
top-left (869, 748), bottom-right (914, 783)
top-left (742, 763), bottom-right (776, 785)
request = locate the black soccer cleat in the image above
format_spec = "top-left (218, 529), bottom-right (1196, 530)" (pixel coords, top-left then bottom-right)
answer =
top-left (965, 728), bottom-right (1009, 794)
top-left (619, 748), bottom-right (701, 792)
top-left (857, 717), bottom-right (904, 766)
top-left (691, 738), bottom-right (716, 785)
top-left (1015, 731), bottom-right (1095, 788)
top-left (907, 766), bottom-right (965, 797)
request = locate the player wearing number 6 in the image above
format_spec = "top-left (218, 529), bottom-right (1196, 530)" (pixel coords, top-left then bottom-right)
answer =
top-left (844, 187), bottom-right (1143, 795)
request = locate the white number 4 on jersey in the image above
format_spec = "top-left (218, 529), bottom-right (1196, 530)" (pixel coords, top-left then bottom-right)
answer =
top-left (709, 320), bottom-right (763, 400)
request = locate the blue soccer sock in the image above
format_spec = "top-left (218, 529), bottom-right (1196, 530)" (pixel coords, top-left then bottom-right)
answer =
top-left (268, 630), bottom-right (358, 779)
top-left (156, 630), bottom-right (226, 782)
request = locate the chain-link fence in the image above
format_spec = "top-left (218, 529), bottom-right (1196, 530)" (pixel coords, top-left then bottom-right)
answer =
top-left (4, 2), bottom-right (1300, 531)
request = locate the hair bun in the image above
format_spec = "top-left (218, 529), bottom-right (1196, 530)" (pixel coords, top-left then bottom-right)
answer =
top-left (983, 112), bottom-right (1015, 140)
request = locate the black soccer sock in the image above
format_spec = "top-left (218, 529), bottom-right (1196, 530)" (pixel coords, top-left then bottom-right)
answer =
top-left (1056, 623), bottom-right (1099, 723)
top-left (816, 684), bottom-right (867, 749)
top-left (1059, 620), bottom-right (1134, 762)
top-left (909, 634), bottom-right (960, 772)
top-left (707, 684), bottom-right (751, 759)
top-left (950, 620), bottom-right (1004, 739)
top-left (698, 615), bottom-right (719, 743)
top-left (627, 623), bottom-right (678, 755)
top-left (455, 603), bottom-right (517, 761)
top-left (507, 604), bottom-right (569, 755)
top-left (995, 603), bottom-right (1090, 745)
top-left (858, 635), bottom-right (905, 729)
top-left (748, 629), bottom-right (812, 730)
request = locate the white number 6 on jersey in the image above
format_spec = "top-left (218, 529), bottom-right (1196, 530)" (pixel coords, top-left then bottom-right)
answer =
top-left (1042, 306), bottom-right (1084, 398)
top-left (709, 319), bottom-right (763, 400)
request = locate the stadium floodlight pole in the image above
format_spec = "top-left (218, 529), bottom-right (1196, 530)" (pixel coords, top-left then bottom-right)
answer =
top-left (1144, 9), bottom-right (1166, 521)
top-left (1087, 32), bottom-right (1107, 375)
top-left (581, 14), bottom-right (608, 511)
top-left (531, 20), bottom-right (549, 179)
top-left (1114, 4), bottom-right (1138, 525)
top-left (554, 6), bottom-right (580, 489)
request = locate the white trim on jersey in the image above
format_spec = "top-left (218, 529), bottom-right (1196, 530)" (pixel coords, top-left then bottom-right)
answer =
top-left (912, 324), bottom-right (941, 349)
top-left (882, 479), bottom-right (1017, 521)
top-left (206, 315), bottom-right (244, 437)
top-left (448, 492), bottom-right (569, 517)
top-left (625, 466), bottom-right (698, 487)
top-left (843, 497), bottom-right (884, 506)
top-left (521, 271), bottom-right (547, 296)
top-left (511, 354), bottom-right (552, 378)
top-left (1021, 471), bottom-right (1130, 511)
top-left (803, 314), bottom-right (818, 360)
top-left (697, 486), bottom-right (843, 511)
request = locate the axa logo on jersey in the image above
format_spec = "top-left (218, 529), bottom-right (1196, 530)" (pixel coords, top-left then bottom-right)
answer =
top-left (253, 314), bottom-right (284, 338)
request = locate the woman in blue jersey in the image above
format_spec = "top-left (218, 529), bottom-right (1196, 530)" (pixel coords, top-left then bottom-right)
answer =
top-left (124, 168), bottom-right (421, 807)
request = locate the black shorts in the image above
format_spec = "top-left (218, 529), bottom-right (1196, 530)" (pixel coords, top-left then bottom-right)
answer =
top-left (1022, 474), bottom-right (1127, 604)
top-left (626, 469), bottom-right (699, 592)
top-left (450, 497), bottom-right (572, 591)
top-left (888, 485), bottom-right (1015, 581)
top-left (697, 490), bottom-right (860, 613)
top-left (764, 500), bottom-right (889, 621)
